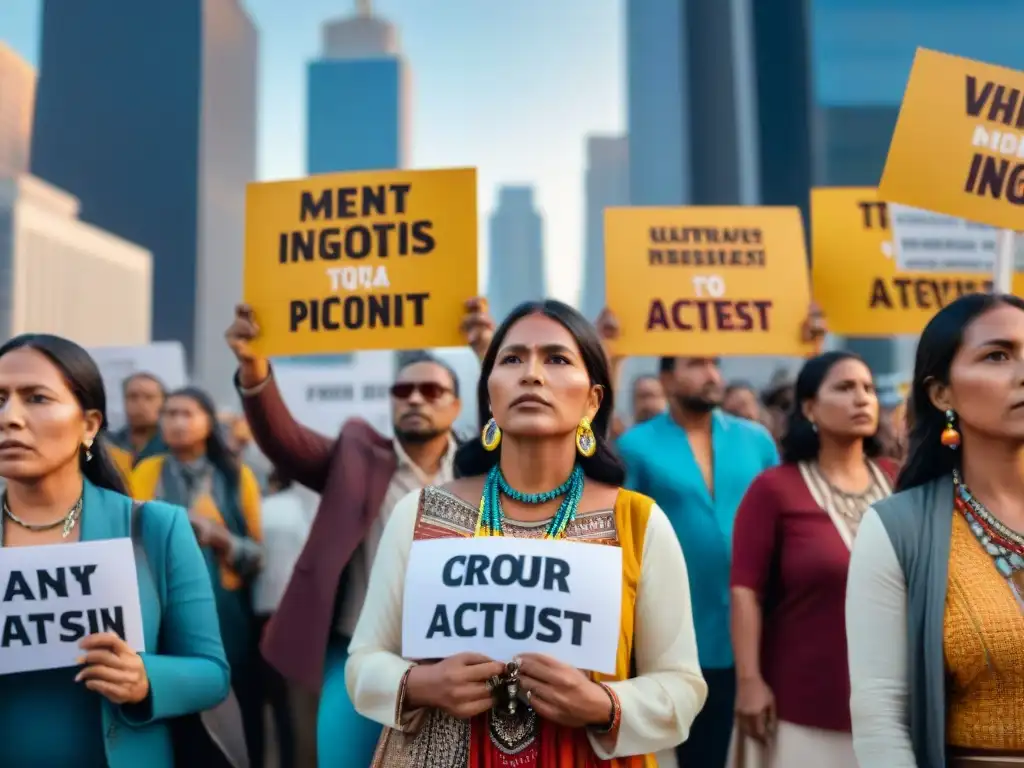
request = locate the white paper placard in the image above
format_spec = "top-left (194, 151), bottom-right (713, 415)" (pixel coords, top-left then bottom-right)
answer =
top-left (888, 203), bottom-right (998, 273)
top-left (0, 539), bottom-right (145, 676)
top-left (402, 536), bottom-right (623, 675)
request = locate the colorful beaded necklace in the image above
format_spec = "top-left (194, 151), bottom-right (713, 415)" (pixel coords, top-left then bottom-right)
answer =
top-left (952, 469), bottom-right (1024, 597)
top-left (475, 464), bottom-right (584, 539)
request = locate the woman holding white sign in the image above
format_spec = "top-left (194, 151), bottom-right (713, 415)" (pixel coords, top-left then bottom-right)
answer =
top-left (346, 300), bottom-right (708, 767)
top-left (0, 334), bottom-right (232, 768)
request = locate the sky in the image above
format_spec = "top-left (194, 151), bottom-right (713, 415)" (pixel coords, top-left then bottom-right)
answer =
top-left (0, 0), bottom-right (625, 306)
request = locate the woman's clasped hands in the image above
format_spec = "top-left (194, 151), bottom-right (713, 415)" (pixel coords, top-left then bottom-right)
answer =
top-left (405, 652), bottom-right (507, 720)
top-left (518, 653), bottom-right (613, 729)
top-left (74, 631), bottom-right (150, 705)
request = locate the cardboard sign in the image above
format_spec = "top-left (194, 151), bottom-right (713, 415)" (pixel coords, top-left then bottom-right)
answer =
top-left (244, 167), bottom-right (479, 357)
top-left (809, 188), bottom-right (1024, 336)
top-left (879, 48), bottom-right (1024, 230)
top-left (604, 206), bottom-right (811, 356)
top-left (402, 536), bottom-right (623, 675)
top-left (0, 539), bottom-right (145, 676)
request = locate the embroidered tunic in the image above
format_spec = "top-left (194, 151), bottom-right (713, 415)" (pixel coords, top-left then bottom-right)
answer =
top-left (344, 485), bottom-right (708, 766)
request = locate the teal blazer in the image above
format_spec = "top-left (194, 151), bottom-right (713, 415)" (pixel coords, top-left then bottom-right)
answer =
top-left (82, 480), bottom-right (231, 767)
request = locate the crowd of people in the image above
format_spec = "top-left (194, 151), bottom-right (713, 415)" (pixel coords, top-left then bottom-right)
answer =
top-left (0, 291), bottom-right (1019, 767)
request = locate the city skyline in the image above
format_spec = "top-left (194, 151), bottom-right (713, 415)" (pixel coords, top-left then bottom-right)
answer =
top-left (0, 0), bottom-right (624, 306)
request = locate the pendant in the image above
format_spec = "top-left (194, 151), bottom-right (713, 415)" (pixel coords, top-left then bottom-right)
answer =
top-left (62, 514), bottom-right (76, 539)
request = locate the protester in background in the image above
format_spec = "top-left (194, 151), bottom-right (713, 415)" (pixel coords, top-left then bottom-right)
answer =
top-left (0, 334), bottom-right (230, 767)
top-left (847, 294), bottom-right (1024, 767)
top-left (107, 372), bottom-right (167, 478)
top-left (220, 411), bottom-right (272, 491)
top-left (347, 299), bottom-right (707, 764)
top-left (723, 381), bottom-right (763, 422)
top-left (225, 299), bottom-right (494, 767)
top-left (130, 386), bottom-right (265, 765)
top-left (255, 468), bottom-right (319, 768)
top-left (610, 304), bottom-right (826, 768)
top-left (631, 373), bottom-right (667, 424)
top-left (761, 370), bottom-right (796, 447)
top-left (730, 352), bottom-right (895, 768)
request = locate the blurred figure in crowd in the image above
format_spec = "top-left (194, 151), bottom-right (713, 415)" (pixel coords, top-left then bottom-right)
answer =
top-left (107, 372), bottom-right (166, 479)
top-left (631, 373), bottom-right (667, 424)
top-left (0, 335), bottom-right (231, 767)
top-left (723, 381), bottom-right (763, 422)
top-left (130, 386), bottom-right (265, 765)
top-left (255, 468), bottom-right (319, 768)
top-left (225, 300), bottom-right (491, 767)
top-left (731, 352), bottom-right (895, 768)
top-left (762, 370), bottom-right (796, 446)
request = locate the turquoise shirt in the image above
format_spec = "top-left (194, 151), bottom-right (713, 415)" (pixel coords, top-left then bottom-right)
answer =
top-left (0, 480), bottom-right (230, 768)
top-left (617, 410), bottom-right (778, 669)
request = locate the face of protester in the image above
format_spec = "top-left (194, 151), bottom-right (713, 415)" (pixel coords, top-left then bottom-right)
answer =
top-left (661, 357), bottom-right (724, 413)
top-left (723, 386), bottom-right (761, 422)
top-left (123, 375), bottom-right (164, 430)
top-left (803, 358), bottom-right (879, 440)
top-left (390, 362), bottom-right (460, 444)
top-left (632, 377), bottom-right (666, 424)
top-left (161, 394), bottom-right (212, 453)
top-left (0, 348), bottom-right (102, 482)
top-left (488, 313), bottom-right (602, 440)
top-left (929, 303), bottom-right (1024, 443)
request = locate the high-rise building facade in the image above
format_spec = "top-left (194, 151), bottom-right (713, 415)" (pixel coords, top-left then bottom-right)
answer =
top-left (487, 186), bottom-right (545, 325)
top-left (811, 0), bottom-right (1024, 375)
top-left (307, 2), bottom-right (410, 174)
top-left (0, 175), bottom-right (152, 346)
top-left (31, 0), bottom-right (257, 405)
top-left (0, 43), bottom-right (35, 178)
top-left (581, 135), bottom-right (629, 322)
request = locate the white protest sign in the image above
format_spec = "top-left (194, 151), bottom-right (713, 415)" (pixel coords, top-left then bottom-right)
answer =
top-left (0, 539), bottom-right (145, 676)
top-left (402, 536), bottom-right (623, 675)
top-left (889, 203), bottom-right (999, 273)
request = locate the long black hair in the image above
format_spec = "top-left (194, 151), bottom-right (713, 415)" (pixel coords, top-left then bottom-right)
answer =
top-left (0, 334), bottom-right (128, 495)
top-left (898, 293), bottom-right (1024, 491)
top-left (780, 351), bottom-right (883, 463)
top-left (165, 386), bottom-right (241, 489)
top-left (454, 300), bottom-right (626, 485)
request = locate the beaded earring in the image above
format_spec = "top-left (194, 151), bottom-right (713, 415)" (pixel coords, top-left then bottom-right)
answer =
top-left (575, 416), bottom-right (597, 458)
top-left (481, 418), bottom-right (502, 451)
top-left (941, 409), bottom-right (961, 450)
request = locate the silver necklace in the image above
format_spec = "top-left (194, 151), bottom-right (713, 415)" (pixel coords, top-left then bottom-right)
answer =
top-left (3, 495), bottom-right (83, 538)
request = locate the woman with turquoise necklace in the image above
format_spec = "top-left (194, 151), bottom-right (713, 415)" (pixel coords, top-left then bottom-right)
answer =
top-left (345, 299), bottom-right (708, 767)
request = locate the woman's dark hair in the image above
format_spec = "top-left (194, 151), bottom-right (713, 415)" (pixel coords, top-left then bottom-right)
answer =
top-left (454, 300), bottom-right (626, 485)
top-left (780, 351), bottom-right (883, 464)
top-left (165, 386), bottom-right (241, 488)
top-left (0, 334), bottom-right (128, 495)
top-left (898, 293), bottom-right (1024, 491)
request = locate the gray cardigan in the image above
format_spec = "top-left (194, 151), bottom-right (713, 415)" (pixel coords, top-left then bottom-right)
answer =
top-left (872, 477), bottom-right (954, 768)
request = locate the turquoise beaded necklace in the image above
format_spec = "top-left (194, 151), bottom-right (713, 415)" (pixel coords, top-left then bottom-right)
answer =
top-left (475, 464), bottom-right (584, 539)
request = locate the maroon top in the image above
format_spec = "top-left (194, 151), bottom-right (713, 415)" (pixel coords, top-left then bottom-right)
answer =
top-left (730, 460), bottom-right (897, 732)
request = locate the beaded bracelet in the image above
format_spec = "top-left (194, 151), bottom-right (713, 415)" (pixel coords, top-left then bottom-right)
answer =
top-left (588, 682), bottom-right (622, 737)
top-left (395, 666), bottom-right (414, 726)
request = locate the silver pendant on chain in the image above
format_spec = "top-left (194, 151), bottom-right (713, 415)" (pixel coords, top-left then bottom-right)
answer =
top-left (62, 514), bottom-right (77, 539)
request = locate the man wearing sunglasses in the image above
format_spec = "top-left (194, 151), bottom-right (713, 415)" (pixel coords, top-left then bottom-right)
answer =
top-left (225, 299), bottom-right (494, 767)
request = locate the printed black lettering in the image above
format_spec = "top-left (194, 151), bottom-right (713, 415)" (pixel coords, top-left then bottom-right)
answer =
top-left (25, 612), bottom-right (55, 644)
top-left (562, 610), bottom-right (592, 646)
top-left (504, 604), bottom-right (535, 640)
top-left (857, 201), bottom-right (888, 230)
top-left (69, 565), bottom-right (97, 597)
top-left (59, 611), bottom-right (87, 642)
top-left (535, 607), bottom-right (562, 643)
top-left (543, 558), bottom-right (571, 593)
top-left (36, 568), bottom-right (68, 600)
top-left (453, 603), bottom-right (477, 637)
top-left (100, 607), bottom-right (126, 640)
top-left (464, 554), bottom-right (489, 586)
top-left (4, 571), bottom-right (34, 602)
top-left (479, 603), bottom-right (502, 637)
top-left (300, 190), bottom-right (332, 222)
top-left (425, 605), bottom-right (452, 639)
top-left (490, 554), bottom-right (520, 587)
top-left (288, 293), bottom-right (431, 333)
top-left (1, 616), bottom-right (30, 647)
top-left (646, 299), bottom-right (772, 332)
top-left (442, 555), bottom-right (466, 587)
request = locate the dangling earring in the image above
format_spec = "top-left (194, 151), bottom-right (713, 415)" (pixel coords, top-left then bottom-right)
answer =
top-left (576, 417), bottom-right (597, 457)
top-left (481, 418), bottom-right (502, 451)
top-left (83, 439), bottom-right (94, 462)
top-left (941, 409), bottom-right (961, 450)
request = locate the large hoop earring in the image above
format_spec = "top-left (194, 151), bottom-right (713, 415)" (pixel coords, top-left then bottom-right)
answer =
top-left (941, 409), bottom-right (961, 450)
top-left (481, 418), bottom-right (502, 451)
top-left (576, 417), bottom-right (597, 458)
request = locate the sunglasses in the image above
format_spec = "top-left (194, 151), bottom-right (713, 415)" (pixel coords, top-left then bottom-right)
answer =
top-left (389, 382), bottom-right (452, 402)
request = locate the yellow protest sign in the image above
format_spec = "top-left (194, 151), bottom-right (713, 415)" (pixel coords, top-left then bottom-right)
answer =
top-left (810, 187), bottom-right (1013, 336)
top-left (879, 48), bottom-right (1024, 230)
top-left (244, 167), bottom-right (478, 357)
top-left (604, 206), bottom-right (811, 357)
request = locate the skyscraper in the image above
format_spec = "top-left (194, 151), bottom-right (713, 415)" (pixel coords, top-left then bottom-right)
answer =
top-left (0, 43), bottom-right (35, 178)
top-left (581, 136), bottom-right (629, 322)
top-left (487, 186), bottom-right (545, 324)
top-left (31, 0), bottom-right (258, 404)
top-left (307, 0), bottom-right (410, 174)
